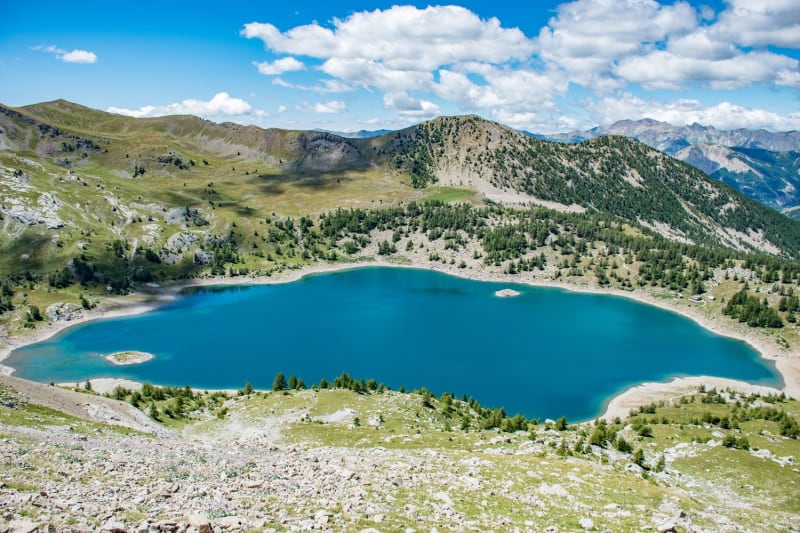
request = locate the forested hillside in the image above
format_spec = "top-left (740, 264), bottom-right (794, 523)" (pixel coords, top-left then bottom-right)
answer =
top-left (373, 116), bottom-right (800, 257)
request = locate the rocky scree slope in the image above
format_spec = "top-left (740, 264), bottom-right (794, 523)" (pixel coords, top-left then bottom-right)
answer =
top-left (1, 377), bottom-right (799, 532)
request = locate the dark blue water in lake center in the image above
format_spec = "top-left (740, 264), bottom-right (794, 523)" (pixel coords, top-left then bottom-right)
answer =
top-left (6, 267), bottom-right (781, 420)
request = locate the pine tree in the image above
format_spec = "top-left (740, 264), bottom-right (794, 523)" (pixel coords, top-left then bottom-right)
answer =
top-left (272, 372), bottom-right (287, 391)
top-left (632, 448), bottom-right (645, 467)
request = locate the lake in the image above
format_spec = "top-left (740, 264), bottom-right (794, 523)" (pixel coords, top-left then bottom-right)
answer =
top-left (6, 267), bottom-right (781, 420)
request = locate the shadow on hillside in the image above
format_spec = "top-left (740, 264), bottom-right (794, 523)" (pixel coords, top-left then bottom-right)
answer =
top-left (159, 190), bottom-right (204, 208)
top-left (258, 182), bottom-right (285, 196)
top-left (154, 187), bottom-right (264, 220)
top-left (253, 172), bottom-right (354, 196)
top-left (0, 229), bottom-right (51, 273)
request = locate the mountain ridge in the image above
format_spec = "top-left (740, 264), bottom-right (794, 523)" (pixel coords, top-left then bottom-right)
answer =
top-left (368, 114), bottom-right (800, 257)
top-left (2, 100), bottom-right (799, 260)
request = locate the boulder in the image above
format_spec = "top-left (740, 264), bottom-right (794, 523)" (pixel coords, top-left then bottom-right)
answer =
top-left (6, 520), bottom-right (39, 533)
top-left (215, 516), bottom-right (245, 530)
top-left (187, 513), bottom-right (212, 533)
top-left (100, 519), bottom-right (127, 533)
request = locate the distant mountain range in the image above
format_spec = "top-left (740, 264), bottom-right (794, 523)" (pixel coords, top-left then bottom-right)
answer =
top-left (551, 119), bottom-right (800, 152)
top-left (317, 128), bottom-right (394, 139)
top-left (545, 119), bottom-right (800, 219)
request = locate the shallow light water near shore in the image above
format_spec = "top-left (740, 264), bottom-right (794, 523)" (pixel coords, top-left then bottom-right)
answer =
top-left (4, 266), bottom-right (782, 421)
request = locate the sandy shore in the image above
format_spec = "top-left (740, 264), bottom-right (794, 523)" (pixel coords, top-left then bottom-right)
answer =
top-left (1, 257), bottom-right (798, 420)
top-left (57, 378), bottom-right (242, 396)
top-left (600, 376), bottom-right (785, 422)
top-left (57, 378), bottom-right (146, 395)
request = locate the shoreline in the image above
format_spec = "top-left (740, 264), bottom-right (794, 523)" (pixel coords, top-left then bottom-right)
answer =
top-left (599, 376), bottom-right (785, 422)
top-left (1, 258), bottom-right (798, 420)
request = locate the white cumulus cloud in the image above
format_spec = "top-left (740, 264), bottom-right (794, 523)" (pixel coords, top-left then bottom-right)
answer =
top-left (776, 70), bottom-right (800, 89)
top-left (666, 30), bottom-right (738, 61)
top-left (711, 0), bottom-right (800, 48)
top-left (34, 45), bottom-right (97, 64)
top-left (297, 100), bottom-right (347, 114)
top-left (239, 2), bottom-right (800, 131)
top-left (320, 56), bottom-right (434, 92)
top-left (434, 66), bottom-right (566, 115)
top-left (243, 5), bottom-right (533, 71)
top-left (536, 0), bottom-right (697, 89)
top-left (60, 50), bottom-right (98, 64)
top-left (536, 0), bottom-right (800, 91)
top-left (383, 92), bottom-right (441, 118)
top-left (243, 5), bottom-right (542, 110)
top-left (272, 77), bottom-right (352, 93)
top-left (107, 92), bottom-right (254, 119)
top-left (615, 50), bottom-right (798, 90)
top-left (253, 56), bottom-right (306, 75)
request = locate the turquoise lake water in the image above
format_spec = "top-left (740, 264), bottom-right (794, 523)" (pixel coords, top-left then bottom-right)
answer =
top-left (6, 267), bottom-right (781, 420)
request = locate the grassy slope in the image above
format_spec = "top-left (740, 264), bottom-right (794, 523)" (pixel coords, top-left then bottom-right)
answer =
top-left (2, 156), bottom-right (799, 353)
top-left (0, 104), bottom-right (479, 336)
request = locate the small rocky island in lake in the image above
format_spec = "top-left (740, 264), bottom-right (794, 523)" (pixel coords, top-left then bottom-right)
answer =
top-left (104, 351), bottom-right (154, 365)
top-left (495, 288), bottom-right (521, 297)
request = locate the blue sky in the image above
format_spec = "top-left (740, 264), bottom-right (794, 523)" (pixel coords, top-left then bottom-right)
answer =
top-left (1, 0), bottom-right (798, 133)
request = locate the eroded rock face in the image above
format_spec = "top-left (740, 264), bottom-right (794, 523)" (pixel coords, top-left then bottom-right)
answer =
top-left (166, 232), bottom-right (199, 253)
top-left (1, 192), bottom-right (65, 229)
top-left (160, 231), bottom-right (201, 264)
